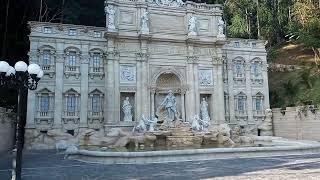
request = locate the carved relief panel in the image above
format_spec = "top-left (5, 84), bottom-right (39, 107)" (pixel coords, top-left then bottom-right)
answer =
top-left (199, 69), bottom-right (213, 86)
top-left (120, 65), bottom-right (136, 83)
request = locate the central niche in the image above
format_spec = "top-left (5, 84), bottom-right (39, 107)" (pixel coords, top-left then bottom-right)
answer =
top-left (155, 73), bottom-right (182, 121)
top-left (156, 73), bottom-right (181, 89)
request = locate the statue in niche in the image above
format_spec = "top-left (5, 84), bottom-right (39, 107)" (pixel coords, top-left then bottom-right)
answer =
top-left (160, 90), bottom-right (177, 121)
top-left (106, 6), bottom-right (116, 31)
top-left (217, 16), bottom-right (225, 37)
top-left (140, 11), bottom-right (149, 34)
top-left (188, 16), bottom-right (197, 36)
top-left (122, 97), bottom-right (133, 122)
top-left (200, 98), bottom-right (210, 122)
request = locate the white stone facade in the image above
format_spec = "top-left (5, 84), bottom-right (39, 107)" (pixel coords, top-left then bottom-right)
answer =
top-left (26, 0), bottom-right (269, 136)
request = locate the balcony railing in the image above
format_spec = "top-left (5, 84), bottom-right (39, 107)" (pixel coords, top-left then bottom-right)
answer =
top-left (235, 110), bottom-right (247, 117)
top-left (37, 111), bottom-right (54, 118)
top-left (64, 111), bottom-right (80, 117)
top-left (253, 110), bottom-right (264, 117)
top-left (89, 111), bottom-right (103, 117)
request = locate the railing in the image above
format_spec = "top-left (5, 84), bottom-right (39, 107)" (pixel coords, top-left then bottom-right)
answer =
top-left (42, 65), bottom-right (52, 71)
top-left (64, 111), bottom-right (80, 117)
top-left (91, 67), bottom-right (104, 73)
top-left (89, 111), bottom-right (103, 117)
top-left (235, 110), bottom-right (247, 117)
top-left (253, 110), bottom-right (264, 116)
top-left (37, 111), bottom-right (54, 118)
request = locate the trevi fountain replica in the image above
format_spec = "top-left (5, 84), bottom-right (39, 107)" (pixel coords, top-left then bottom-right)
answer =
top-left (24, 0), bottom-right (320, 163)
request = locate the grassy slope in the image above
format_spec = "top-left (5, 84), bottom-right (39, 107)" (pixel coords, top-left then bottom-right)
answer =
top-left (268, 42), bottom-right (320, 108)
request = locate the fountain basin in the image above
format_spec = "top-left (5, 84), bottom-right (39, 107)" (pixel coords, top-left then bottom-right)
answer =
top-left (67, 136), bottom-right (320, 164)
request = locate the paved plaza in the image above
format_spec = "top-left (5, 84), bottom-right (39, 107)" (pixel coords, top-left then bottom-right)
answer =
top-left (1, 151), bottom-right (320, 180)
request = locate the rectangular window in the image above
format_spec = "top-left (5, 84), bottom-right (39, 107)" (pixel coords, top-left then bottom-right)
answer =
top-left (67, 95), bottom-right (76, 115)
top-left (68, 29), bottom-right (77, 36)
top-left (40, 96), bottom-right (50, 113)
top-left (42, 50), bottom-right (51, 67)
top-left (92, 53), bottom-right (101, 72)
top-left (255, 98), bottom-right (262, 111)
top-left (92, 95), bottom-right (100, 113)
top-left (235, 42), bottom-right (240, 47)
top-left (68, 52), bottom-right (76, 71)
top-left (94, 31), bottom-right (101, 38)
top-left (43, 27), bottom-right (52, 34)
top-left (237, 97), bottom-right (246, 115)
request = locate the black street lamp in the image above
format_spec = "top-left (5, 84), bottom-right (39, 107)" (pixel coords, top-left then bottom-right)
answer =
top-left (0, 61), bottom-right (43, 180)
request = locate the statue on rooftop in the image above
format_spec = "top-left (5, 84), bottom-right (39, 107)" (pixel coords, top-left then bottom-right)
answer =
top-left (188, 16), bottom-right (197, 36)
top-left (140, 11), bottom-right (149, 34)
top-left (106, 6), bottom-right (116, 31)
top-left (217, 16), bottom-right (225, 38)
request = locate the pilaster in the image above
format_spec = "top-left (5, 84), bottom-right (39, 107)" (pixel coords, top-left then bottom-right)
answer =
top-left (245, 61), bottom-right (254, 123)
top-left (213, 56), bottom-right (225, 125)
top-left (80, 50), bottom-right (89, 128)
top-left (54, 52), bottom-right (64, 128)
top-left (26, 91), bottom-right (36, 128)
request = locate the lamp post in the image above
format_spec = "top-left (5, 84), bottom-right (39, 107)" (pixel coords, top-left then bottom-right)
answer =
top-left (0, 61), bottom-right (43, 180)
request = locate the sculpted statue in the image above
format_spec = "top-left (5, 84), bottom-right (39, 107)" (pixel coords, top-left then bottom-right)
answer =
top-left (133, 115), bottom-right (147, 133)
top-left (217, 16), bottom-right (225, 37)
top-left (149, 0), bottom-right (184, 7)
top-left (122, 97), bottom-right (133, 122)
top-left (140, 12), bottom-right (149, 34)
top-left (147, 115), bottom-right (158, 132)
top-left (188, 16), bottom-right (197, 36)
top-left (160, 90), bottom-right (177, 121)
top-left (258, 108), bottom-right (273, 136)
top-left (200, 98), bottom-right (210, 122)
top-left (191, 115), bottom-right (201, 131)
top-left (106, 6), bottom-right (116, 31)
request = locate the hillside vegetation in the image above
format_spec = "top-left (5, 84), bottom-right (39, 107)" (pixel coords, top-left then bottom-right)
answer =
top-left (268, 42), bottom-right (320, 108)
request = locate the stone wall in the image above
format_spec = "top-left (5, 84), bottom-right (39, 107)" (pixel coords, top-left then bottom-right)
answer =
top-left (273, 106), bottom-right (320, 140)
top-left (0, 108), bottom-right (15, 154)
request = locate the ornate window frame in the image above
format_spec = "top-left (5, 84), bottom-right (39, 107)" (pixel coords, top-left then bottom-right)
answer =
top-left (232, 57), bottom-right (246, 85)
top-left (234, 92), bottom-right (247, 119)
top-left (252, 92), bottom-right (264, 117)
top-left (250, 58), bottom-right (263, 85)
top-left (64, 47), bottom-right (81, 79)
top-left (37, 45), bottom-right (56, 78)
top-left (89, 49), bottom-right (105, 79)
top-left (63, 89), bottom-right (80, 118)
top-left (35, 88), bottom-right (54, 130)
top-left (88, 89), bottom-right (104, 129)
